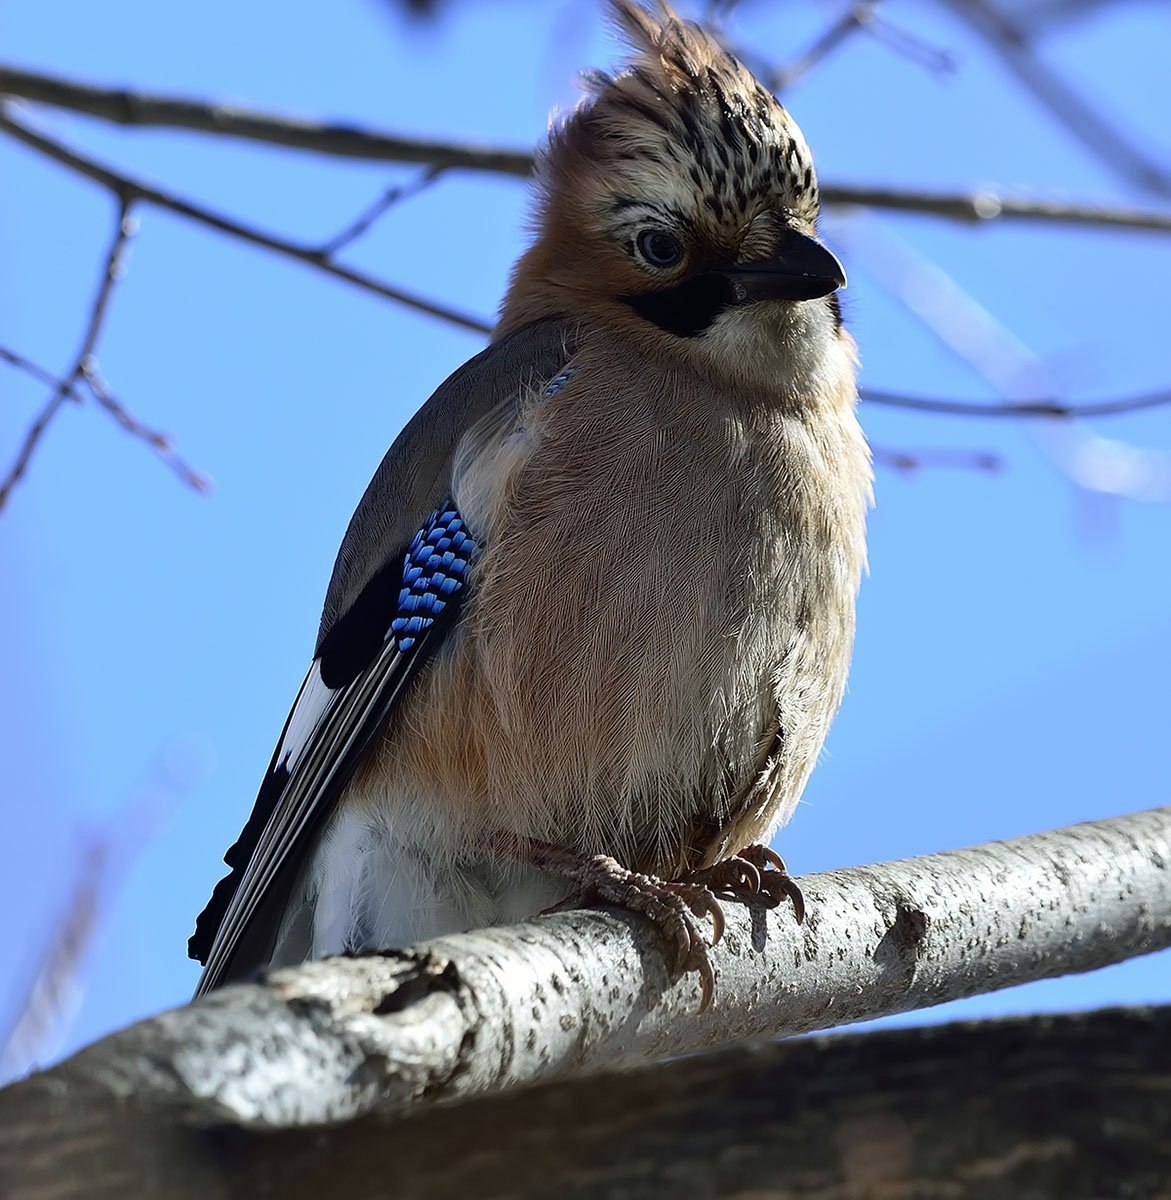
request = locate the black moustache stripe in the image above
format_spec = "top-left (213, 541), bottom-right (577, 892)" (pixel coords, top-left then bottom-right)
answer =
top-left (621, 274), bottom-right (733, 338)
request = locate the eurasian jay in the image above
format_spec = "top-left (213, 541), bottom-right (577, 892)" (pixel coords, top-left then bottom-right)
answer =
top-left (190, 0), bottom-right (871, 1009)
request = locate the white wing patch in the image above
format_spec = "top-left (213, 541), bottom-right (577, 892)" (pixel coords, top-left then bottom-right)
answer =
top-left (278, 664), bottom-right (336, 773)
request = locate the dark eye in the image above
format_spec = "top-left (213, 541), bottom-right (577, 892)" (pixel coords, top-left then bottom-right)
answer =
top-left (636, 229), bottom-right (684, 268)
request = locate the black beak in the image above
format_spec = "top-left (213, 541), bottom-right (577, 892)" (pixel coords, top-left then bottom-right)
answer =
top-left (720, 229), bottom-right (846, 303)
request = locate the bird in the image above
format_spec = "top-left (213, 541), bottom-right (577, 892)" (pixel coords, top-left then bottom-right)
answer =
top-left (189, 0), bottom-right (871, 1010)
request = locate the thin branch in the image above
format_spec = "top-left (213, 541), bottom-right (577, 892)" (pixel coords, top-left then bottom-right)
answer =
top-left (762, 0), bottom-right (952, 94)
top-left (824, 185), bottom-right (1171, 233)
top-left (319, 165), bottom-right (448, 257)
top-left (79, 362), bottom-right (210, 493)
top-left (863, 10), bottom-right (958, 76)
top-left (0, 199), bottom-right (135, 511)
top-left (0, 391), bottom-right (75, 510)
top-left (0, 344), bottom-right (70, 392)
top-left (0, 106), bottom-right (493, 336)
top-left (2, 344), bottom-right (208, 498)
top-left (0, 806), bottom-right (1165, 1130)
top-left (767, 2), bottom-right (878, 92)
top-left (5, 67), bottom-right (1171, 233)
top-left (0, 66), bottom-right (537, 176)
top-left (863, 386), bottom-right (1171, 418)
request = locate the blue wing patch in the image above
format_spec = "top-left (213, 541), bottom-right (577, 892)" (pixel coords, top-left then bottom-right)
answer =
top-left (543, 367), bottom-right (576, 398)
top-left (392, 505), bottom-right (480, 652)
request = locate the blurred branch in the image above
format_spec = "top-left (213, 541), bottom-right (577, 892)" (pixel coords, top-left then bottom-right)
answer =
top-left (0, 806), bottom-right (1167, 1132)
top-left (0, 344), bottom-right (207, 497)
top-left (764, 1), bottom-right (879, 91)
top-left (3, 1005), bottom-right (1169, 1198)
top-left (825, 185), bottom-right (1171, 233)
top-left (0, 742), bottom-right (211, 1083)
top-left (0, 199), bottom-right (135, 511)
top-left (5, 67), bottom-right (1171, 233)
top-left (0, 344), bottom-right (72, 392)
top-left (938, 0), bottom-right (1171, 198)
top-left (764, 1), bottom-right (955, 93)
top-left (864, 386), bottom-right (1171, 418)
top-left (871, 442), bottom-right (1000, 472)
top-left (0, 843), bottom-right (108, 1083)
top-left (0, 106), bottom-right (493, 335)
top-left (847, 211), bottom-right (1171, 503)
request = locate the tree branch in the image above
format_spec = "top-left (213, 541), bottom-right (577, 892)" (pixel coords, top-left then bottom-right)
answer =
top-left (4, 1005), bottom-right (1167, 1198)
top-left (5, 65), bottom-right (1171, 233)
top-left (0, 199), bottom-right (135, 511)
top-left (0, 66), bottom-right (537, 176)
top-left (0, 105), bottom-right (494, 336)
top-left (0, 806), bottom-right (1165, 1133)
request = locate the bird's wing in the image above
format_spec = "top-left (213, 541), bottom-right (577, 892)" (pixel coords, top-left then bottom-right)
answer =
top-left (189, 319), bottom-right (577, 995)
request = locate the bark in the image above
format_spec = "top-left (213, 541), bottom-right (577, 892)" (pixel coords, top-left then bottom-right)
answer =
top-left (3, 1006), bottom-right (1169, 1199)
top-left (0, 806), bottom-right (1167, 1139)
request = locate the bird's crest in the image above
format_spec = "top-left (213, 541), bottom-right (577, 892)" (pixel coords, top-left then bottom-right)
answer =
top-left (544, 1), bottom-right (819, 233)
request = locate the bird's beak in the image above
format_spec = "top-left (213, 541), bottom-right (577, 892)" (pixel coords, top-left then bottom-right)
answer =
top-left (721, 230), bottom-right (846, 303)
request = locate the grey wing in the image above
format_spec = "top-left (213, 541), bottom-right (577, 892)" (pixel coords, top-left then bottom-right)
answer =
top-left (189, 319), bottom-right (577, 995)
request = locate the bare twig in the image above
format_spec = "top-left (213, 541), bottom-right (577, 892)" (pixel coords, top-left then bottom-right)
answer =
top-left (766, 2), bottom-right (878, 92)
top-left (0, 66), bottom-right (536, 176)
top-left (0, 199), bottom-right (136, 511)
top-left (319, 165), bottom-right (448, 257)
top-left (0, 106), bottom-right (493, 335)
top-left (2, 345), bottom-right (208, 498)
top-left (79, 362), bottom-right (210, 493)
top-left (4, 67), bottom-right (1171, 233)
top-left (0, 344), bottom-right (71, 392)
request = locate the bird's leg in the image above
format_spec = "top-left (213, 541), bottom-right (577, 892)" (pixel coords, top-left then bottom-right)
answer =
top-left (682, 844), bottom-right (805, 924)
top-left (489, 834), bottom-right (724, 1011)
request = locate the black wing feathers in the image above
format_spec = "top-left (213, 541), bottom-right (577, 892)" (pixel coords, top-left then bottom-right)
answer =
top-left (188, 320), bottom-right (577, 993)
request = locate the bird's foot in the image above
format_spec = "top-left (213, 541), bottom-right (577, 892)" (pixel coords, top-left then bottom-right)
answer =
top-left (683, 844), bottom-right (805, 923)
top-left (498, 836), bottom-right (724, 1011)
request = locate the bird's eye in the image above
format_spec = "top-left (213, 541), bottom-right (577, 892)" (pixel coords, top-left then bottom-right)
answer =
top-left (636, 229), bottom-right (684, 269)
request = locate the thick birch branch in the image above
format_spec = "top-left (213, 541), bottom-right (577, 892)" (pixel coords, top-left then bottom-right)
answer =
top-left (1, 806), bottom-right (1167, 1136)
top-left (4, 1006), bottom-right (1167, 1198)
top-left (4, 65), bottom-right (1171, 233)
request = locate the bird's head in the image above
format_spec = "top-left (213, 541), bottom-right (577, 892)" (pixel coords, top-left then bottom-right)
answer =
top-left (498, 0), bottom-right (846, 369)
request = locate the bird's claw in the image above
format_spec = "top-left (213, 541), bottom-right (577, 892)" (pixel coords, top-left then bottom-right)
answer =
top-left (684, 843), bottom-right (805, 923)
top-left (577, 855), bottom-right (722, 1012)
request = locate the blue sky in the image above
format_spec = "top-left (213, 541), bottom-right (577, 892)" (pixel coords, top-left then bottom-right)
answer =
top-left (1, 0), bottom-right (1168, 1072)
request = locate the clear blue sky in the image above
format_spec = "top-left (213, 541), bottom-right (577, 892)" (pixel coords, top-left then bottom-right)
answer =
top-left (1, 0), bottom-right (1168, 1072)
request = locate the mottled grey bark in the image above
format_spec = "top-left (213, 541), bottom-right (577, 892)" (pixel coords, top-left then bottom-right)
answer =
top-left (0, 806), bottom-right (1167, 1144)
top-left (3, 1006), bottom-right (1169, 1199)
